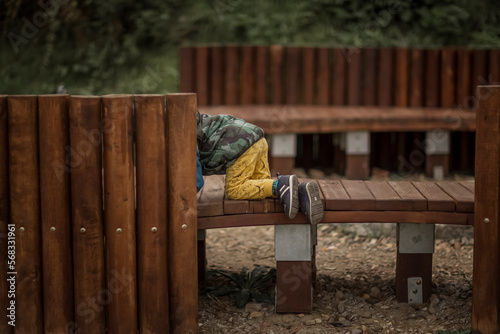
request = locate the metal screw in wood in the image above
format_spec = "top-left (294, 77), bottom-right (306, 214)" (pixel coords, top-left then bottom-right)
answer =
top-left (182, 224), bottom-right (188, 230)
top-left (484, 218), bottom-right (490, 224)
top-left (412, 289), bottom-right (418, 294)
top-left (151, 227), bottom-right (158, 233)
top-left (416, 280), bottom-right (422, 285)
top-left (19, 227), bottom-right (25, 232)
top-left (80, 227), bottom-right (86, 234)
top-left (117, 228), bottom-right (123, 234)
top-left (50, 227), bottom-right (56, 232)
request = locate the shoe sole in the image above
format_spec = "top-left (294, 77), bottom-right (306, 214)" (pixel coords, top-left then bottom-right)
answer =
top-left (287, 175), bottom-right (300, 219)
top-left (304, 181), bottom-right (324, 225)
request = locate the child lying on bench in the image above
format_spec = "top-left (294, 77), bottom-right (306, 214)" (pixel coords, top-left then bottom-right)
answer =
top-left (196, 111), bottom-right (324, 224)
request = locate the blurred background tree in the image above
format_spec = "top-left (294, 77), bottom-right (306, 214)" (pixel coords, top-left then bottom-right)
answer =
top-left (1, 0), bottom-right (499, 94)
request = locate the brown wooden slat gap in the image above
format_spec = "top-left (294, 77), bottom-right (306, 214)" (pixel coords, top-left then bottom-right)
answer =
top-left (286, 47), bottom-right (301, 104)
top-left (179, 47), bottom-right (195, 92)
top-left (341, 180), bottom-right (376, 210)
top-left (471, 49), bottom-right (489, 103)
top-left (410, 49), bottom-right (424, 107)
top-left (347, 48), bottom-right (361, 105)
top-left (394, 48), bottom-right (409, 107)
top-left (210, 46), bottom-right (224, 105)
top-left (489, 49), bottom-right (500, 84)
top-left (436, 181), bottom-right (474, 213)
top-left (456, 48), bottom-right (471, 109)
top-left (302, 47), bottom-right (315, 104)
top-left (388, 181), bottom-right (427, 211)
top-left (196, 46), bottom-right (209, 106)
top-left (255, 46), bottom-right (268, 104)
top-left (363, 48), bottom-right (377, 106)
top-left (316, 48), bottom-right (330, 105)
top-left (412, 181), bottom-right (455, 212)
top-left (332, 48), bottom-right (347, 105)
top-left (441, 48), bottom-right (456, 108)
top-left (365, 181), bottom-right (410, 211)
top-left (224, 46), bottom-right (239, 105)
top-left (378, 48), bottom-right (394, 106)
top-left (424, 49), bottom-right (440, 107)
top-left (271, 45), bottom-right (284, 104)
top-left (459, 180), bottom-right (474, 194)
top-left (240, 46), bottom-right (255, 105)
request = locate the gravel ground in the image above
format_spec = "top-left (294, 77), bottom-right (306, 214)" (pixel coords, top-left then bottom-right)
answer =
top-left (198, 171), bottom-right (474, 334)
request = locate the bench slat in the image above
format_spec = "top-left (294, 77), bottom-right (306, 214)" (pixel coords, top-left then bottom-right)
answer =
top-left (459, 180), bottom-right (475, 194)
top-left (321, 211), bottom-right (472, 225)
top-left (436, 181), bottom-right (475, 213)
top-left (388, 181), bottom-right (427, 211)
top-left (223, 194), bottom-right (250, 215)
top-left (198, 175), bottom-right (225, 217)
top-left (412, 182), bottom-right (456, 212)
top-left (318, 180), bottom-right (351, 210)
top-left (365, 181), bottom-right (410, 211)
top-left (251, 199), bottom-right (276, 213)
top-left (341, 180), bottom-right (377, 210)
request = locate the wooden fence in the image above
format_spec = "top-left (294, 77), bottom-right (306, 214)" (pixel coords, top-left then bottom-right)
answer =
top-left (0, 94), bottom-right (198, 334)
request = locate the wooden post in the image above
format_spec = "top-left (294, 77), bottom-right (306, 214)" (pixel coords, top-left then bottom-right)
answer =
top-left (135, 95), bottom-right (170, 334)
top-left (345, 131), bottom-right (370, 180)
top-left (0, 95), bottom-right (13, 334)
top-left (180, 47), bottom-right (195, 93)
top-left (7, 95), bottom-right (43, 333)
top-left (38, 95), bottom-right (74, 333)
top-left (472, 85), bottom-right (500, 334)
top-left (102, 95), bottom-right (138, 334)
top-left (69, 96), bottom-right (106, 333)
top-left (166, 93), bottom-right (198, 333)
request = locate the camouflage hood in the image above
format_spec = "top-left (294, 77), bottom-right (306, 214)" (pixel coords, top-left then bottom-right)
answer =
top-left (197, 111), bottom-right (264, 175)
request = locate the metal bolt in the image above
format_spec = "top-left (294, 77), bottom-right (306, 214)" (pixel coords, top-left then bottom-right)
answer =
top-left (19, 227), bottom-right (25, 232)
top-left (80, 227), bottom-right (86, 234)
top-left (116, 228), bottom-right (123, 234)
top-left (151, 227), bottom-right (158, 233)
top-left (181, 224), bottom-right (188, 230)
top-left (50, 227), bottom-right (56, 232)
top-left (484, 218), bottom-right (490, 224)
top-left (416, 280), bottom-right (422, 286)
top-left (412, 288), bottom-right (418, 294)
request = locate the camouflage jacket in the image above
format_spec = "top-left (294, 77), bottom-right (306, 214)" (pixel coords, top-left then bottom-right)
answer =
top-left (197, 111), bottom-right (264, 175)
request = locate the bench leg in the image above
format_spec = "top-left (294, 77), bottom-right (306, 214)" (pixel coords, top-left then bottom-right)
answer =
top-left (425, 130), bottom-right (450, 179)
top-left (345, 131), bottom-right (370, 180)
top-left (333, 133), bottom-right (346, 174)
top-left (275, 224), bottom-right (313, 313)
top-left (198, 229), bottom-right (207, 286)
top-left (269, 134), bottom-right (297, 176)
top-left (395, 223), bottom-right (435, 303)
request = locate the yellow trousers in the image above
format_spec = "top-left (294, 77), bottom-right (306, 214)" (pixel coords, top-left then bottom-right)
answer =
top-left (225, 138), bottom-right (276, 200)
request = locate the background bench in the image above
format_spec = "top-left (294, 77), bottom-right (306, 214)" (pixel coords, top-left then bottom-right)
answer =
top-left (180, 46), bottom-right (498, 179)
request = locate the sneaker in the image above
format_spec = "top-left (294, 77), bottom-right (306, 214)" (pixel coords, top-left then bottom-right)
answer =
top-left (298, 181), bottom-right (324, 225)
top-left (275, 175), bottom-right (299, 219)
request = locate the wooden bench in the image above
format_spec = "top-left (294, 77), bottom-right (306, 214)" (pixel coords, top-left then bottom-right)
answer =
top-left (180, 46), bottom-right (499, 179)
top-left (197, 175), bottom-right (474, 312)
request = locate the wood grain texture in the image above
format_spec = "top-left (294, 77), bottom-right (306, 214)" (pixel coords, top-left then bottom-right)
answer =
top-left (0, 95), bottom-right (13, 334)
top-left (396, 253), bottom-right (433, 303)
top-left (225, 46), bottom-right (239, 105)
top-left (436, 181), bottom-right (474, 213)
top-left (198, 175), bottom-right (225, 217)
top-left (365, 181), bottom-right (409, 211)
top-left (489, 49), bottom-right (500, 84)
top-left (7, 95), bottom-right (43, 333)
top-left (410, 49), bottom-right (424, 107)
top-left (424, 49), bottom-right (440, 107)
top-left (332, 48), bottom-right (347, 105)
top-left (69, 96), bottom-right (106, 333)
top-left (441, 48), bottom-right (456, 108)
top-left (302, 47), bottom-right (315, 104)
top-left (166, 93), bottom-right (198, 333)
top-left (255, 46), bottom-right (268, 104)
top-left (210, 46), bottom-right (223, 106)
top-left (341, 180), bottom-right (376, 210)
top-left (378, 48), bottom-right (394, 107)
top-left (318, 180), bottom-right (350, 211)
top-left (388, 181), bottom-right (427, 211)
top-left (270, 45), bottom-right (284, 104)
top-left (363, 48), bottom-right (377, 106)
top-left (316, 48), bottom-right (330, 105)
top-left (240, 46), bottom-right (255, 105)
top-left (179, 47), bottom-right (195, 93)
top-left (412, 182), bottom-right (455, 212)
top-left (394, 48), bottom-right (409, 107)
top-left (286, 47), bottom-right (300, 105)
top-left (472, 85), bottom-right (500, 333)
top-left (38, 95), bottom-right (74, 333)
top-left (347, 48), bottom-right (361, 106)
top-left (276, 261), bottom-right (313, 313)
top-left (195, 47), bottom-right (209, 106)
top-left (102, 95), bottom-right (138, 334)
top-left (135, 95), bottom-right (169, 334)
top-left (456, 49), bottom-right (471, 108)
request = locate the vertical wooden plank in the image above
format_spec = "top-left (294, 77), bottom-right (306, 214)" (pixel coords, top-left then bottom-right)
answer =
top-left (363, 48), bottom-right (377, 106)
top-left (225, 46), bottom-right (239, 105)
top-left (210, 46), bottom-right (223, 106)
top-left (302, 47), bottom-right (315, 104)
top-left (332, 48), bottom-right (346, 105)
top-left (425, 49), bottom-right (440, 107)
top-left (270, 45), bottom-right (284, 104)
top-left (38, 95), bottom-right (74, 333)
top-left (410, 49), bottom-right (424, 107)
top-left (196, 46), bottom-right (209, 106)
top-left (316, 48), bottom-right (330, 105)
top-left (275, 261), bottom-right (313, 313)
top-left (441, 48), bottom-right (456, 108)
top-left (240, 46), bottom-right (255, 105)
top-left (7, 95), bottom-right (43, 333)
top-left (255, 46), bottom-right (268, 104)
top-left (395, 48), bottom-right (409, 107)
top-left (396, 253), bottom-right (433, 302)
top-left (166, 93), bottom-right (198, 333)
top-left (472, 85), bottom-right (500, 333)
top-left (472, 50), bottom-right (489, 100)
top-left (179, 47), bottom-right (195, 93)
top-left (347, 48), bottom-right (361, 106)
top-left (456, 48), bottom-right (471, 108)
top-left (378, 48), bottom-right (394, 106)
top-left (102, 95), bottom-right (137, 334)
top-left (0, 95), bottom-right (13, 334)
top-left (489, 50), bottom-right (500, 84)
top-left (286, 47), bottom-right (300, 104)
top-left (69, 96), bottom-right (106, 333)
top-left (135, 95), bottom-right (169, 333)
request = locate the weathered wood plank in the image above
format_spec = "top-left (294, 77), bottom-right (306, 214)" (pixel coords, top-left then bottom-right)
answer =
top-left (318, 180), bottom-right (351, 211)
top-left (179, 47), bottom-right (195, 93)
top-left (198, 213), bottom-right (307, 229)
top-left (365, 181), bottom-right (409, 211)
top-left (271, 45), bottom-right (284, 104)
top-left (459, 180), bottom-right (474, 194)
top-left (378, 48), bottom-right (394, 106)
top-left (363, 48), bottom-right (377, 106)
top-left (388, 181), bottom-right (427, 211)
top-left (255, 46), bottom-right (268, 104)
top-left (394, 48), bottom-right (409, 107)
top-left (332, 48), bottom-right (346, 105)
top-left (210, 46), bottom-right (223, 106)
top-left (424, 49), bottom-right (440, 107)
top-left (341, 180), bottom-right (376, 210)
top-left (347, 48), bottom-right (361, 105)
top-left (412, 181), bottom-right (455, 212)
top-left (457, 48), bottom-right (471, 108)
top-left (196, 46), bottom-right (209, 106)
top-left (316, 48), bottom-right (330, 105)
top-left (410, 49), bottom-right (424, 107)
top-left (286, 47), bottom-right (300, 105)
top-left (198, 175), bottom-right (225, 217)
top-left (320, 211), bottom-right (471, 225)
top-left (225, 46), bottom-right (239, 105)
top-left (437, 181), bottom-right (474, 213)
top-left (241, 46), bottom-right (255, 105)
top-left (441, 48), bottom-right (456, 108)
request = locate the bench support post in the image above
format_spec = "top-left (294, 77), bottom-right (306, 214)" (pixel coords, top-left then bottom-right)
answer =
top-left (198, 230), bottom-right (207, 286)
top-left (275, 224), bottom-right (313, 313)
top-left (396, 223), bottom-right (435, 303)
top-left (345, 131), bottom-right (370, 180)
top-left (425, 130), bottom-right (450, 179)
top-left (269, 134), bottom-right (296, 176)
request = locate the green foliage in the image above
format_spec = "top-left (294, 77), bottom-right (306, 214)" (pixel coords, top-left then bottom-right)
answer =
top-left (205, 266), bottom-right (276, 308)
